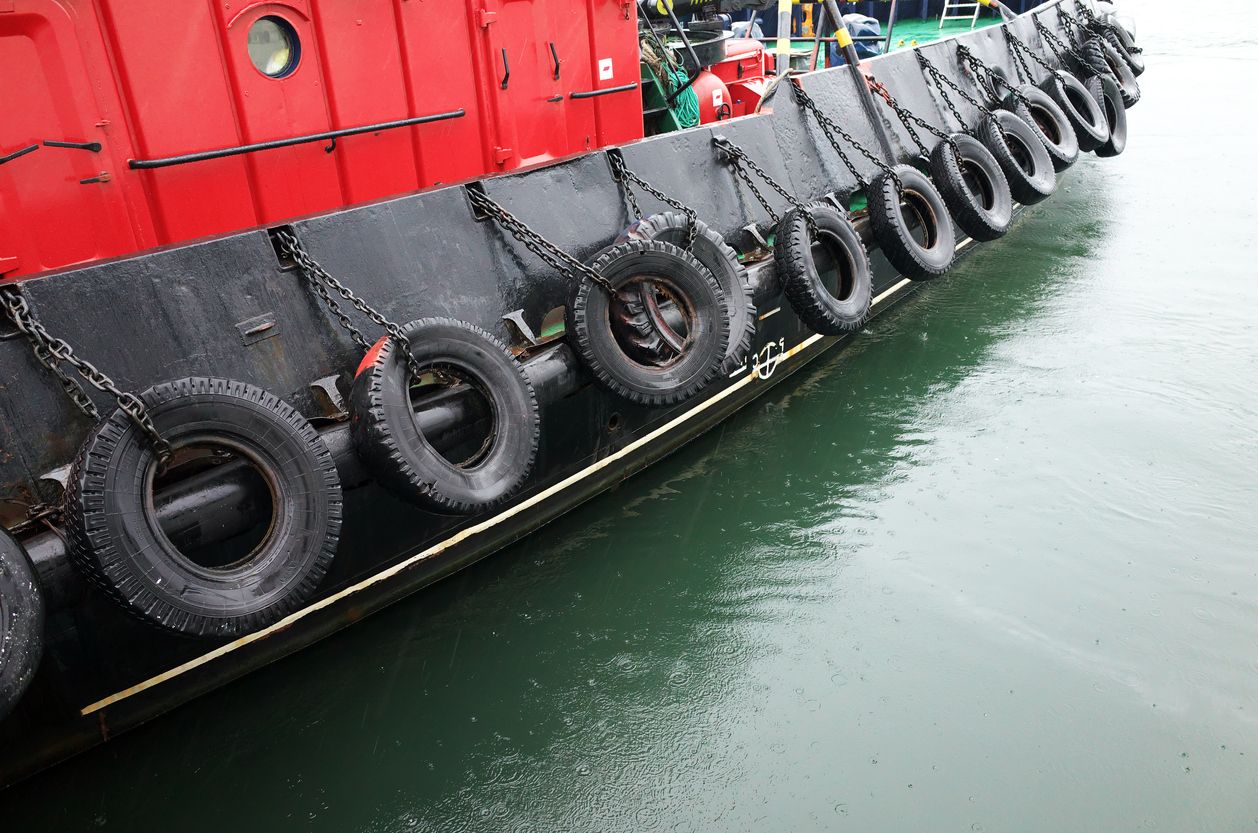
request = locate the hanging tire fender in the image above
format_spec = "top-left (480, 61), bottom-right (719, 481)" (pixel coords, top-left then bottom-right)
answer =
top-left (350, 318), bottom-right (540, 514)
top-left (568, 239), bottom-right (728, 407)
top-left (867, 164), bottom-right (956, 281)
top-left (773, 203), bottom-right (873, 335)
top-left (1105, 25), bottom-right (1145, 77)
top-left (1003, 84), bottom-right (1079, 172)
top-left (1083, 36), bottom-right (1140, 109)
top-left (0, 529), bottom-right (43, 723)
top-left (1040, 70), bottom-right (1109, 152)
top-left (66, 378), bottom-right (343, 638)
top-left (1089, 73), bottom-right (1128, 158)
top-left (929, 133), bottom-right (1014, 243)
top-left (620, 212), bottom-right (755, 376)
top-left (979, 110), bottom-right (1057, 206)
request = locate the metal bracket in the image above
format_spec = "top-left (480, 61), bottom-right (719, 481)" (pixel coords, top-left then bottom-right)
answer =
top-left (502, 310), bottom-right (543, 348)
top-left (309, 376), bottom-right (348, 420)
top-left (235, 312), bottom-right (279, 345)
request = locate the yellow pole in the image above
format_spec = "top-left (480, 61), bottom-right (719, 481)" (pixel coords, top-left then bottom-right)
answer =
top-left (776, 0), bottom-right (792, 75)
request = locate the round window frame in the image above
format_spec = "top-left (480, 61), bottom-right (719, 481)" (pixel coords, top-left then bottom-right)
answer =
top-left (246, 15), bottom-right (301, 80)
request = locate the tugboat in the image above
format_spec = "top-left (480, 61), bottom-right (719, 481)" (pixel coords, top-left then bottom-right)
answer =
top-left (0, 0), bottom-right (1142, 786)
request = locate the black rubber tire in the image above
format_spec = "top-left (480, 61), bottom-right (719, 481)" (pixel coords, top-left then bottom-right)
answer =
top-left (569, 239), bottom-right (728, 406)
top-left (1083, 36), bottom-right (1140, 109)
top-left (350, 318), bottom-right (539, 514)
top-left (979, 110), bottom-right (1057, 206)
top-left (621, 212), bottom-right (755, 375)
top-left (773, 203), bottom-right (872, 334)
top-left (1003, 84), bottom-right (1079, 172)
top-left (66, 378), bottom-right (342, 638)
top-left (1040, 70), bottom-right (1109, 153)
top-left (867, 164), bottom-right (956, 281)
top-left (1105, 25), bottom-right (1145, 77)
top-left (0, 529), bottom-right (43, 722)
top-left (929, 133), bottom-right (1013, 242)
top-left (1089, 73), bottom-right (1128, 158)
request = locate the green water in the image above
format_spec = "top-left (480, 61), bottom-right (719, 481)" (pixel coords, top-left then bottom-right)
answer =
top-left (5, 3), bottom-right (1258, 831)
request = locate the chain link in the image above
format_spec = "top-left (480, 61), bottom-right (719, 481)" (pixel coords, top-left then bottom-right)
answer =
top-left (607, 152), bottom-right (699, 250)
top-left (1034, 11), bottom-right (1088, 68)
top-left (916, 50), bottom-right (989, 132)
top-left (464, 187), bottom-right (614, 293)
top-left (790, 80), bottom-right (900, 192)
top-left (712, 136), bottom-right (817, 233)
top-left (1, 286), bottom-right (172, 462)
top-left (864, 73), bottom-right (955, 160)
top-left (274, 229), bottom-right (425, 380)
top-left (1004, 27), bottom-right (1055, 81)
top-left (957, 44), bottom-right (1030, 110)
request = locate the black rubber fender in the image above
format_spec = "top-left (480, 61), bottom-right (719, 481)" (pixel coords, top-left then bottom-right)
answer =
top-left (1105, 25), bottom-right (1145, 77)
top-left (0, 529), bottom-right (43, 722)
top-left (773, 203), bottom-right (872, 335)
top-left (568, 239), bottom-right (728, 406)
top-left (1083, 36), bottom-right (1140, 109)
top-left (350, 318), bottom-right (540, 514)
top-left (621, 212), bottom-right (755, 375)
top-left (979, 110), bottom-right (1056, 206)
top-left (867, 164), bottom-right (956, 281)
top-left (1039, 70), bottom-right (1109, 153)
top-left (1003, 84), bottom-right (1079, 172)
top-left (1088, 73), bottom-right (1128, 158)
top-left (66, 377), bottom-right (342, 638)
top-left (929, 133), bottom-right (1013, 243)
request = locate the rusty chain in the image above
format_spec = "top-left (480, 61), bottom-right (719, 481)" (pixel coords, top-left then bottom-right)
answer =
top-left (607, 151), bottom-right (700, 251)
top-left (274, 229), bottom-right (424, 380)
top-left (0, 285), bottom-right (172, 463)
top-left (864, 73), bottom-right (959, 162)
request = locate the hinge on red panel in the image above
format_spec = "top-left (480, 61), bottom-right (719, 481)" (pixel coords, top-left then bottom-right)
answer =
top-left (0, 255), bottom-right (19, 275)
top-left (477, 9), bottom-right (497, 27)
top-left (493, 146), bottom-right (513, 166)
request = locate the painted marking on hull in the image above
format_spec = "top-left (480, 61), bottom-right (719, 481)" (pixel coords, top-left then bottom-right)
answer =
top-left (80, 236), bottom-right (977, 717)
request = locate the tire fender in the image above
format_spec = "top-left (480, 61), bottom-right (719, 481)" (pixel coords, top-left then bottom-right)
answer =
top-left (867, 164), bottom-right (957, 282)
top-left (0, 529), bottom-right (43, 722)
top-left (774, 203), bottom-right (873, 335)
top-left (929, 133), bottom-right (1014, 243)
top-left (979, 110), bottom-right (1057, 206)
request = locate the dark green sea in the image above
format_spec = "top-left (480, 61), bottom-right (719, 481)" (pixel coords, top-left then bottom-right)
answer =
top-left (5, 2), bottom-right (1257, 830)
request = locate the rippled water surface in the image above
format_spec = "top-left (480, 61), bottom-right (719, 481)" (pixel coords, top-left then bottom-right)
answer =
top-left (5, 2), bottom-right (1258, 830)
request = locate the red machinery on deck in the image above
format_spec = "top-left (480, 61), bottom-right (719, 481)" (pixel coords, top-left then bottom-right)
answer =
top-left (0, 0), bottom-right (643, 281)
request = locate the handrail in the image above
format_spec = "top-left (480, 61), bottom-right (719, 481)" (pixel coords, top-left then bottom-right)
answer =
top-left (128, 109), bottom-right (466, 170)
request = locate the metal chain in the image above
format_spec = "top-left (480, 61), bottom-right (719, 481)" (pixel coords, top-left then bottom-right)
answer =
top-left (0, 286), bottom-right (172, 462)
top-left (464, 187), bottom-right (614, 293)
top-left (1035, 11), bottom-right (1088, 68)
top-left (1076, 3), bottom-right (1143, 55)
top-left (790, 80), bottom-right (900, 192)
top-left (916, 50), bottom-right (989, 133)
top-left (957, 44), bottom-right (1030, 109)
top-left (712, 136), bottom-right (818, 233)
top-left (607, 152), bottom-right (699, 250)
top-left (1057, 5), bottom-right (1089, 49)
top-left (274, 230), bottom-right (424, 380)
top-left (1005, 27), bottom-right (1055, 80)
top-left (1002, 27), bottom-right (1034, 84)
top-left (865, 73), bottom-right (955, 159)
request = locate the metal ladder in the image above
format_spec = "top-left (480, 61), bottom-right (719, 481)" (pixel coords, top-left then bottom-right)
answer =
top-left (939, 0), bottom-right (982, 29)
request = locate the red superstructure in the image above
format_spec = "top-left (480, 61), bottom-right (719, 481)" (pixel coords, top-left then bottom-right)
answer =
top-left (0, 0), bottom-right (642, 281)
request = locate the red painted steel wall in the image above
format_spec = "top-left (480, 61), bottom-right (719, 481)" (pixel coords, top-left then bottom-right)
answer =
top-left (0, 0), bottom-right (642, 281)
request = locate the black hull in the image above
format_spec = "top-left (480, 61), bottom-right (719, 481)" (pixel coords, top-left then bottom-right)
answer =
top-left (0, 1), bottom-right (1081, 787)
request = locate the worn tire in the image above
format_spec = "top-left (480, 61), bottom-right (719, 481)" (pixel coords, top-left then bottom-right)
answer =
top-left (569, 239), bottom-right (728, 406)
top-left (867, 164), bottom-right (956, 281)
top-left (1040, 70), bottom-right (1109, 152)
top-left (980, 110), bottom-right (1056, 206)
top-left (774, 203), bottom-right (872, 334)
top-left (0, 530), bottom-right (43, 722)
top-left (929, 133), bottom-right (1013, 242)
top-left (1003, 84), bottom-right (1079, 172)
top-left (1088, 73), bottom-right (1128, 158)
top-left (350, 318), bottom-right (539, 514)
top-left (1083, 36), bottom-right (1140, 109)
top-left (66, 377), bottom-right (342, 638)
top-left (621, 212), bottom-right (755, 375)
top-left (1105, 25), bottom-right (1145, 77)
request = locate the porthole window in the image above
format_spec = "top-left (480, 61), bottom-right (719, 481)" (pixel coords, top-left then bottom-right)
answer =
top-left (247, 16), bottom-right (300, 78)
